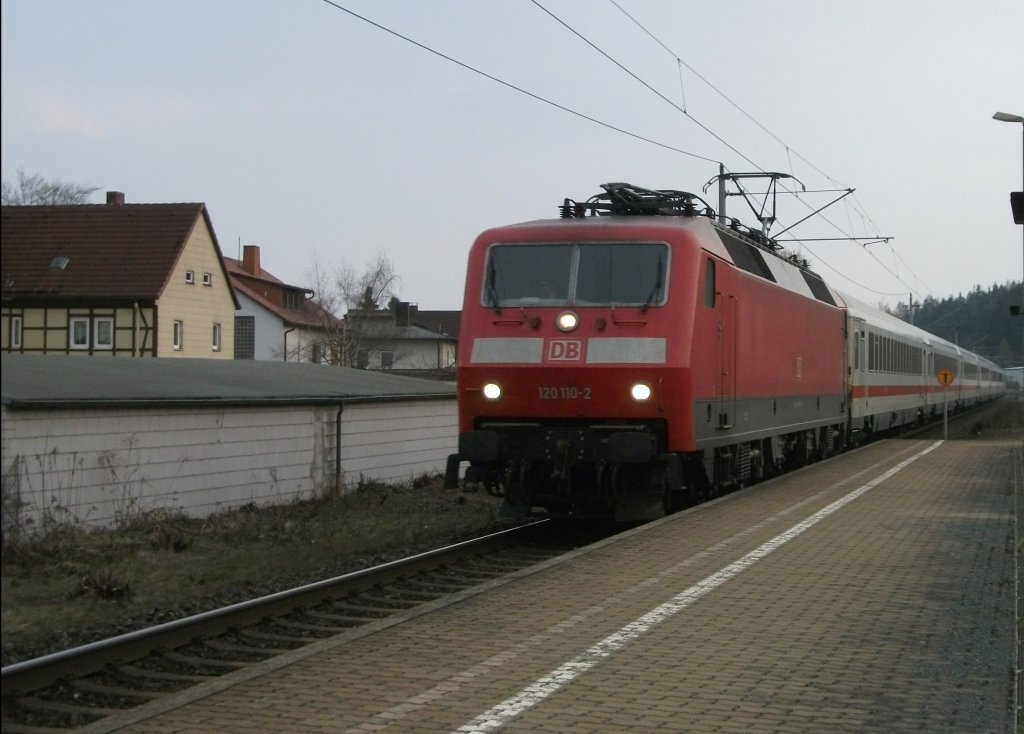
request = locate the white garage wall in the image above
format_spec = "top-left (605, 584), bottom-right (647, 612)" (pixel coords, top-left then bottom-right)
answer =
top-left (1, 398), bottom-right (458, 534)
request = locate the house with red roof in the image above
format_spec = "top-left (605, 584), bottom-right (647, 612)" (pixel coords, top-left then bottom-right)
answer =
top-left (1, 191), bottom-right (239, 358)
top-left (224, 245), bottom-right (342, 362)
top-left (226, 245), bottom-right (458, 376)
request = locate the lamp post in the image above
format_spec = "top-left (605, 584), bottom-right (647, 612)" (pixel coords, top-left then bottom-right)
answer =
top-left (992, 111), bottom-right (1024, 367)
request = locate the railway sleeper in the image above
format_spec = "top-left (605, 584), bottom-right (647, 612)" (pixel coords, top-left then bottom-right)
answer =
top-left (235, 629), bottom-right (308, 646)
top-left (0, 719), bottom-right (69, 734)
top-left (434, 567), bottom-right (501, 580)
top-left (383, 585), bottom-right (445, 601)
top-left (329, 601), bottom-right (401, 616)
top-left (70, 678), bottom-right (164, 701)
top-left (202, 638), bottom-right (290, 656)
top-left (498, 550), bottom-right (558, 563)
top-left (118, 664), bottom-right (211, 683)
top-left (452, 565), bottom-right (517, 579)
top-left (269, 619), bottom-right (347, 635)
top-left (161, 650), bottom-right (247, 669)
top-left (304, 609), bottom-right (377, 625)
top-left (12, 695), bottom-right (122, 719)
top-left (458, 557), bottom-right (531, 571)
top-left (355, 592), bottom-right (421, 607)
top-left (401, 578), bottom-right (472, 593)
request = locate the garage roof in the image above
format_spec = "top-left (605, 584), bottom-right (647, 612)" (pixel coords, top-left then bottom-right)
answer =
top-left (1, 355), bottom-right (455, 409)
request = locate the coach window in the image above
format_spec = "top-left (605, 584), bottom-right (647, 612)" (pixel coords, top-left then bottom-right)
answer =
top-left (704, 259), bottom-right (716, 307)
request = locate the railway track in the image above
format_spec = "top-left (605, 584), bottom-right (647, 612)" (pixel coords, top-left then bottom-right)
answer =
top-left (1, 519), bottom-right (616, 733)
top-left (898, 396), bottom-right (1021, 441)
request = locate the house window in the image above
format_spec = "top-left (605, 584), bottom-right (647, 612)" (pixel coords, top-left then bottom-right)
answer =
top-left (10, 317), bottom-right (22, 350)
top-left (202, 272), bottom-right (212, 287)
top-left (185, 270), bottom-right (195, 284)
top-left (212, 323), bottom-right (222, 352)
top-left (380, 350), bottom-right (394, 369)
top-left (234, 316), bottom-right (254, 360)
top-left (173, 320), bottom-right (184, 351)
top-left (94, 318), bottom-right (114, 350)
top-left (69, 317), bottom-right (90, 349)
top-left (357, 349), bottom-right (369, 369)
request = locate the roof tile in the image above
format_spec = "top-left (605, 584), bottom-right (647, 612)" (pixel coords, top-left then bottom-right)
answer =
top-left (1, 202), bottom-right (210, 301)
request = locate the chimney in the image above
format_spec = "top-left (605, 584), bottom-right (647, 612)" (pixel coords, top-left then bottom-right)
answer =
top-left (394, 301), bottom-right (418, 326)
top-left (242, 245), bottom-right (261, 276)
top-left (106, 191), bottom-right (125, 205)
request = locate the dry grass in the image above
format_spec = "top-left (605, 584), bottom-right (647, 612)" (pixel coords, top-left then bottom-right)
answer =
top-left (1, 476), bottom-right (510, 666)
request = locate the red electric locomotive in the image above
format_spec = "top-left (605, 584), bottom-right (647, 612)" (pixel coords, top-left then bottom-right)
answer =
top-left (448, 184), bottom-right (850, 519)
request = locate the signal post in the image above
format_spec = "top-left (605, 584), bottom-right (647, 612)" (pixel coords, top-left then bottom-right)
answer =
top-left (937, 369), bottom-right (955, 439)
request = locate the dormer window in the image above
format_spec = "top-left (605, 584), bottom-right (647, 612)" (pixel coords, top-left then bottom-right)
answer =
top-left (283, 290), bottom-right (301, 310)
top-left (185, 270), bottom-right (195, 284)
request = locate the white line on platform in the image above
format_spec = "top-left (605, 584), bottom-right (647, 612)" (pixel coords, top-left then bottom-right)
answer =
top-left (452, 440), bottom-right (943, 734)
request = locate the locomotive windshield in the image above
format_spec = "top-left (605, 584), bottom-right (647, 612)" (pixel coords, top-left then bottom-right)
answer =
top-left (484, 242), bottom-right (667, 307)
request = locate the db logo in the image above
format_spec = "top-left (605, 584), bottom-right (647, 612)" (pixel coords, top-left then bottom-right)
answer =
top-left (547, 339), bottom-right (584, 362)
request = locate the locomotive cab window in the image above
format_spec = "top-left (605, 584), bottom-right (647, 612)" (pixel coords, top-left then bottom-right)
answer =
top-left (484, 242), bottom-right (668, 307)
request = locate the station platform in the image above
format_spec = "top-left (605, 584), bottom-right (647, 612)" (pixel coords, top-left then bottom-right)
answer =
top-left (87, 438), bottom-right (1020, 734)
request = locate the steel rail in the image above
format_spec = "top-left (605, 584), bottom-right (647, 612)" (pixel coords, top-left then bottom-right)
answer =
top-left (2, 520), bottom-right (549, 696)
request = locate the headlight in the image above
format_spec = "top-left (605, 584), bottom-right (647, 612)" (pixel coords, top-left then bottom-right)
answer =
top-left (556, 310), bottom-right (579, 332)
top-left (630, 383), bottom-right (652, 401)
top-left (483, 383), bottom-right (502, 400)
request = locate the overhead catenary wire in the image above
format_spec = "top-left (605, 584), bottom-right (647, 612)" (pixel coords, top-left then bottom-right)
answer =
top-left (533, 0), bottom-right (912, 298)
top-left (529, 0), bottom-right (762, 172)
top-left (607, 0), bottom-right (850, 189)
top-left (318, 0), bottom-right (718, 164)
top-left (602, 0), bottom-right (934, 301)
top-left (320, 0), bottom-right (931, 302)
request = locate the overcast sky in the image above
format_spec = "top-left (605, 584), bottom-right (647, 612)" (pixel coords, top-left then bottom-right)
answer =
top-left (2, 0), bottom-right (1022, 311)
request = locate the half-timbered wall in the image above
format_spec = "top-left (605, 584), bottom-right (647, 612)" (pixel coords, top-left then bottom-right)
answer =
top-left (1, 305), bottom-right (157, 356)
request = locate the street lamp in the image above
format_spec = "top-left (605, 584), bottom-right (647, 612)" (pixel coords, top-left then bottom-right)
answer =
top-left (992, 111), bottom-right (1024, 367)
top-left (994, 110), bottom-right (1024, 192)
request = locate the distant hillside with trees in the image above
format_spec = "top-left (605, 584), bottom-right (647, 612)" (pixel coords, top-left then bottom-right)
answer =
top-left (887, 282), bottom-right (1023, 367)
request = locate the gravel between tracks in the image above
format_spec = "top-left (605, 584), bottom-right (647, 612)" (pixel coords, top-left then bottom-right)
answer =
top-left (2, 478), bottom-right (515, 667)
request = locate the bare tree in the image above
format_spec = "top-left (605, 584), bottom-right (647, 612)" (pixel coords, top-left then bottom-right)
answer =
top-left (1, 169), bottom-right (99, 205)
top-left (334, 252), bottom-right (400, 311)
top-left (300, 252), bottom-right (403, 367)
